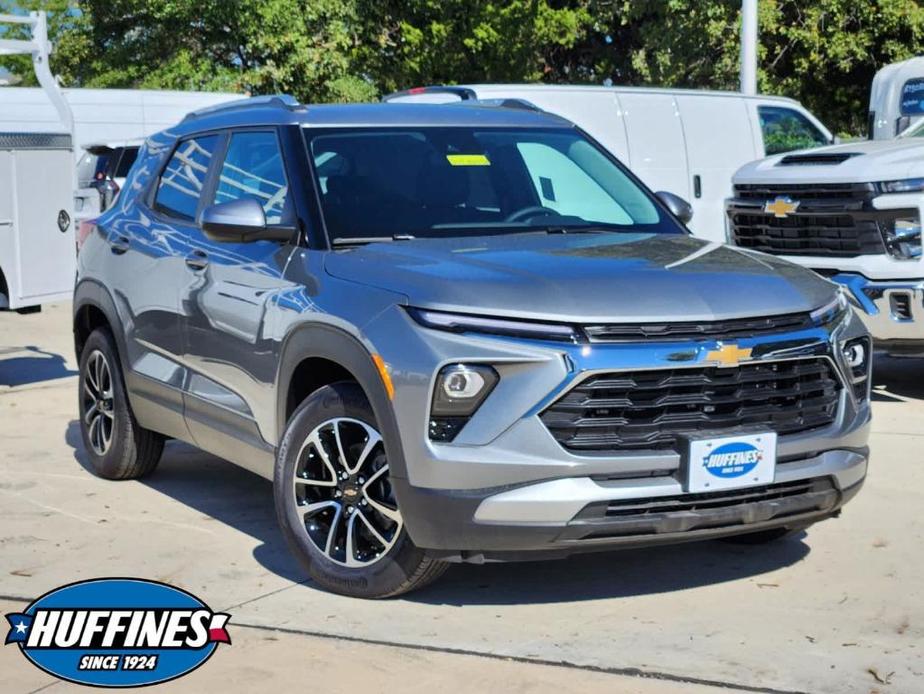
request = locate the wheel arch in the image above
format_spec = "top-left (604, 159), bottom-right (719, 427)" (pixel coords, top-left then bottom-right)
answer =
top-left (276, 323), bottom-right (407, 479)
top-left (73, 280), bottom-right (128, 368)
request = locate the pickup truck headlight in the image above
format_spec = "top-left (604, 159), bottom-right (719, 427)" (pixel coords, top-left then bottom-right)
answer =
top-left (429, 364), bottom-right (499, 442)
top-left (407, 307), bottom-right (580, 342)
top-left (879, 178), bottom-right (924, 193)
top-left (883, 217), bottom-right (922, 260)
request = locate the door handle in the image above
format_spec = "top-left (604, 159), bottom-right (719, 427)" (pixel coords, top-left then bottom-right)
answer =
top-left (693, 175), bottom-right (702, 199)
top-left (185, 250), bottom-right (209, 271)
top-left (109, 235), bottom-right (130, 254)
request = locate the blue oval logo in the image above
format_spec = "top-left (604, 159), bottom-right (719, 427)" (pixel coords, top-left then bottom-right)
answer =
top-left (703, 442), bottom-right (762, 479)
top-left (4, 578), bottom-right (230, 687)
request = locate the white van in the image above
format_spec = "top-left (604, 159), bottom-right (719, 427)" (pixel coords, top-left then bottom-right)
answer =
top-left (869, 56), bottom-right (924, 139)
top-left (385, 85), bottom-right (834, 242)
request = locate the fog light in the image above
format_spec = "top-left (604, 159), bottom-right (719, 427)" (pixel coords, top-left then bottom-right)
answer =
top-left (884, 217), bottom-right (922, 260)
top-left (843, 341), bottom-right (866, 370)
top-left (429, 365), bottom-right (499, 441)
top-left (841, 337), bottom-right (871, 401)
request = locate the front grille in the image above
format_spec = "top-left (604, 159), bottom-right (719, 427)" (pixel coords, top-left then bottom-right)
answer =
top-left (541, 359), bottom-right (841, 453)
top-left (571, 478), bottom-right (839, 539)
top-left (602, 478), bottom-right (822, 518)
top-left (729, 182), bottom-right (885, 257)
top-left (584, 311), bottom-right (814, 343)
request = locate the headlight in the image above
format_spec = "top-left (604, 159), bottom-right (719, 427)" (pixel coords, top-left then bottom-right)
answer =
top-left (407, 307), bottom-right (580, 343)
top-left (879, 178), bottom-right (924, 193)
top-left (841, 336), bottom-right (871, 401)
top-left (883, 217), bottom-right (922, 260)
top-left (429, 364), bottom-right (498, 442)
top-left (810, 291), bottom-right (849, 327)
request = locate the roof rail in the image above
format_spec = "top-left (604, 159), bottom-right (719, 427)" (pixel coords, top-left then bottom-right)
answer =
top-left (382, 86), bottom-right (477, 102)
top-left (451, 97), bottom-right (544, 113)
top-left (183, 94), bottom-right (303, 122)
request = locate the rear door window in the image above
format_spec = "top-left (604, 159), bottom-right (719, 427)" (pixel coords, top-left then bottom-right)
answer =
top-left (758, 106), bottom-right (829, 155)
top-left (153, 135), bottom-right (220, 220)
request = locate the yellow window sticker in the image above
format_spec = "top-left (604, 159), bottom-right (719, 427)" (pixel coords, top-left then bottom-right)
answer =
top-left (446, 153), bottom-right (491, 166)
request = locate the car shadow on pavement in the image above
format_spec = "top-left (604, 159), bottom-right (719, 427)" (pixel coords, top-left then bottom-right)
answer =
top-left (67, 419), bottom-right (811, 604)
top-left (65, 420), bottom-right (307, 584)
top-left (871, 353), bottom-right (924, 402)
top-left (0, 346), bottom-right (77, 387)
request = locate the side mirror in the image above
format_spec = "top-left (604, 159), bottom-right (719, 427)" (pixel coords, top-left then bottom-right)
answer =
top-left (200, 198), bottom-right (294, 243)
top-left (655, 191), bottom-right (693, 225)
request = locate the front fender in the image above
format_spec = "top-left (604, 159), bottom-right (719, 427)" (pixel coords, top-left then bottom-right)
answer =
top-left (275, 323), bottom-right (408, 479)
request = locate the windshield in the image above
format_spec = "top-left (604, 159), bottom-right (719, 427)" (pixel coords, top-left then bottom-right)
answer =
top-left (306, 127), bottom-right (683, 243)
top-left (899, 119), bottom-right (924, 138)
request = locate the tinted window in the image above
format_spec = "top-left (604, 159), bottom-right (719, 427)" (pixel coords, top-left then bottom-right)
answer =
top-left (154, 135), bottom-right (219, 220)
top-left (901, 78), bottom-right (924, 115)
top-left (213, 131), bottom-right (290, 225)
top-left (758, 106), bottom-right (829, 155)
top-left (113, 147), bottom-right (139, 178)
top-left (308, 127), bottom-right (674, 242)
top-left (76, 151), bottom-right (111, 188)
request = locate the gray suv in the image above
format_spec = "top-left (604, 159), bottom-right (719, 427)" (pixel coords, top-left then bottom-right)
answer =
top-left (74, 97), bottom-right (871, 598)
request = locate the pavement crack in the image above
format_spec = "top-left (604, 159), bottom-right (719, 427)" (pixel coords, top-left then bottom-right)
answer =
top-left (221, 580), bottom-right (310, 612)
top-left (230, 620), bottom-right (809, 694)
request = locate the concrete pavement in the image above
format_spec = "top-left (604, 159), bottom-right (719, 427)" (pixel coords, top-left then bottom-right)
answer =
top-left (1, 302), bottom-right (922, 693)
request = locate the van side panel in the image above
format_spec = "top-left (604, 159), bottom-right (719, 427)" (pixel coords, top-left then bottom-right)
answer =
top-left (676, 95), bottom-right (758, 242)
top-left (477, 88), bottom-right (631, 162)
top-left (616, 92), bottom-right (691, 203)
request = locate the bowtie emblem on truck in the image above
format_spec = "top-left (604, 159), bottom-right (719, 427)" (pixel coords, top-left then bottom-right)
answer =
top-left (764, 197), bottom-right (801, 218)
top-left (705, 343), bottom-right (753, 367)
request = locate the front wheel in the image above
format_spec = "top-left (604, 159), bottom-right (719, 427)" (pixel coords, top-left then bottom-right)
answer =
top-left (275, 382), bottom-right (447, 598)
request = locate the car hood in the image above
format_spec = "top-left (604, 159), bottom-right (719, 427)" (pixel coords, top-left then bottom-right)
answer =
top-left (324, 233), bottom-right (836, 323)
top-left (735, 138), bottom-right (924, 184)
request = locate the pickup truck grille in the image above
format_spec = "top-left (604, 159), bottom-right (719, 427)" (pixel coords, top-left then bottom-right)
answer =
top-left (728, 183), bottom-right (886, 257)
top-left (540, 359), bottom-right (841, 453)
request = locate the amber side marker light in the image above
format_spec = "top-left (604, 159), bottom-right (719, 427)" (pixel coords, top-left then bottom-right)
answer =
top-left (372, 354), bottom-right (395, 400)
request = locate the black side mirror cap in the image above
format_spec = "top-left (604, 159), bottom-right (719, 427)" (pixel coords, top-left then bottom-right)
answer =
top-left (200, 198), bottom-right (295, 243)
top-left (655, 191), bottom-right (694, 225)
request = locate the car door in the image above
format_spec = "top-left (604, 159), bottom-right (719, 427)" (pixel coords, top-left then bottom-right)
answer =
top-left (676, 95), bottom-right (759, 242)
top-left (179, 128), bottom-right (299, 474)
top-left (113, 133), bottom-right (221, 440)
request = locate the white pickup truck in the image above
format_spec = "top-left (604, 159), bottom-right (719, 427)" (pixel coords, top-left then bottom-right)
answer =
top-left (727, 121), bottom-right (924, 356)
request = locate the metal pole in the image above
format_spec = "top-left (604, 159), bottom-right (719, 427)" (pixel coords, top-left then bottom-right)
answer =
top-left (740, 0), bottom-right (758, 95)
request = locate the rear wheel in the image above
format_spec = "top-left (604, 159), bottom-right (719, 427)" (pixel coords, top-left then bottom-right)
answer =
top-left (78, 328), bottom-right (164, 479)
top-left (275, 382), bottom-right (447, 598)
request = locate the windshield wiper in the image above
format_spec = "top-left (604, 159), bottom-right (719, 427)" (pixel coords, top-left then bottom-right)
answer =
top-left (332, 234), bottom-right (416, 247)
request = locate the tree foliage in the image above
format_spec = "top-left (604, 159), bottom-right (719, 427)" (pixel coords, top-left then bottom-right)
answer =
top-left (2, 0), bottom-right (923, 135)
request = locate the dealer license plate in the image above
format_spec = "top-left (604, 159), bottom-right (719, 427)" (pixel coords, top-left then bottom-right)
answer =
top-left (686, 432), bottom-right (777, 493)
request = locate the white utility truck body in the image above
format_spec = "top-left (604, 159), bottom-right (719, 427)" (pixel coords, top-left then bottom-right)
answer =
top-left (0, 11), bottom-right (75, 311)
top-left (728, 125), bottom-right (924, 354)
top-left (386, 84), bottom-right (834, 242)
top-left (869, 56), bottom-right (924, 140)
top-left (1, 87), bottom-right (240, 161)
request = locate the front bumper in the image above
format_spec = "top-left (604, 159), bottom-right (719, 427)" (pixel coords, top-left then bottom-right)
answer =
top-left (834, 273), bottom-right (924, 352)
top-left (395, 448), bottom-right (867, 559)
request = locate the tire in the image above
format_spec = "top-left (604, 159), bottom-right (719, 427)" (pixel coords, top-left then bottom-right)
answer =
top-left (275, 381), bottom-right (447, 598)
top-left (78, 328), bottom-right (164, 480)
top-left (720, 526), bottom-right (804, 545)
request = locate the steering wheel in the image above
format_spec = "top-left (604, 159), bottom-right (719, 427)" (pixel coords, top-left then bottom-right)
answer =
top-left (504, 205), bottom-right (558, 223)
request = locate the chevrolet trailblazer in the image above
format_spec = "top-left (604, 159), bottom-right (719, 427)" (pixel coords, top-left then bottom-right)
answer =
top-left (74, 97), bottom-right (870, 597)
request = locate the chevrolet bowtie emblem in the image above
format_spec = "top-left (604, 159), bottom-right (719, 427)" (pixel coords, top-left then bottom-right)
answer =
top-left (764, 196), bottom-right (800, 218)
top-left (705, 343), bottom-right (753, 367)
